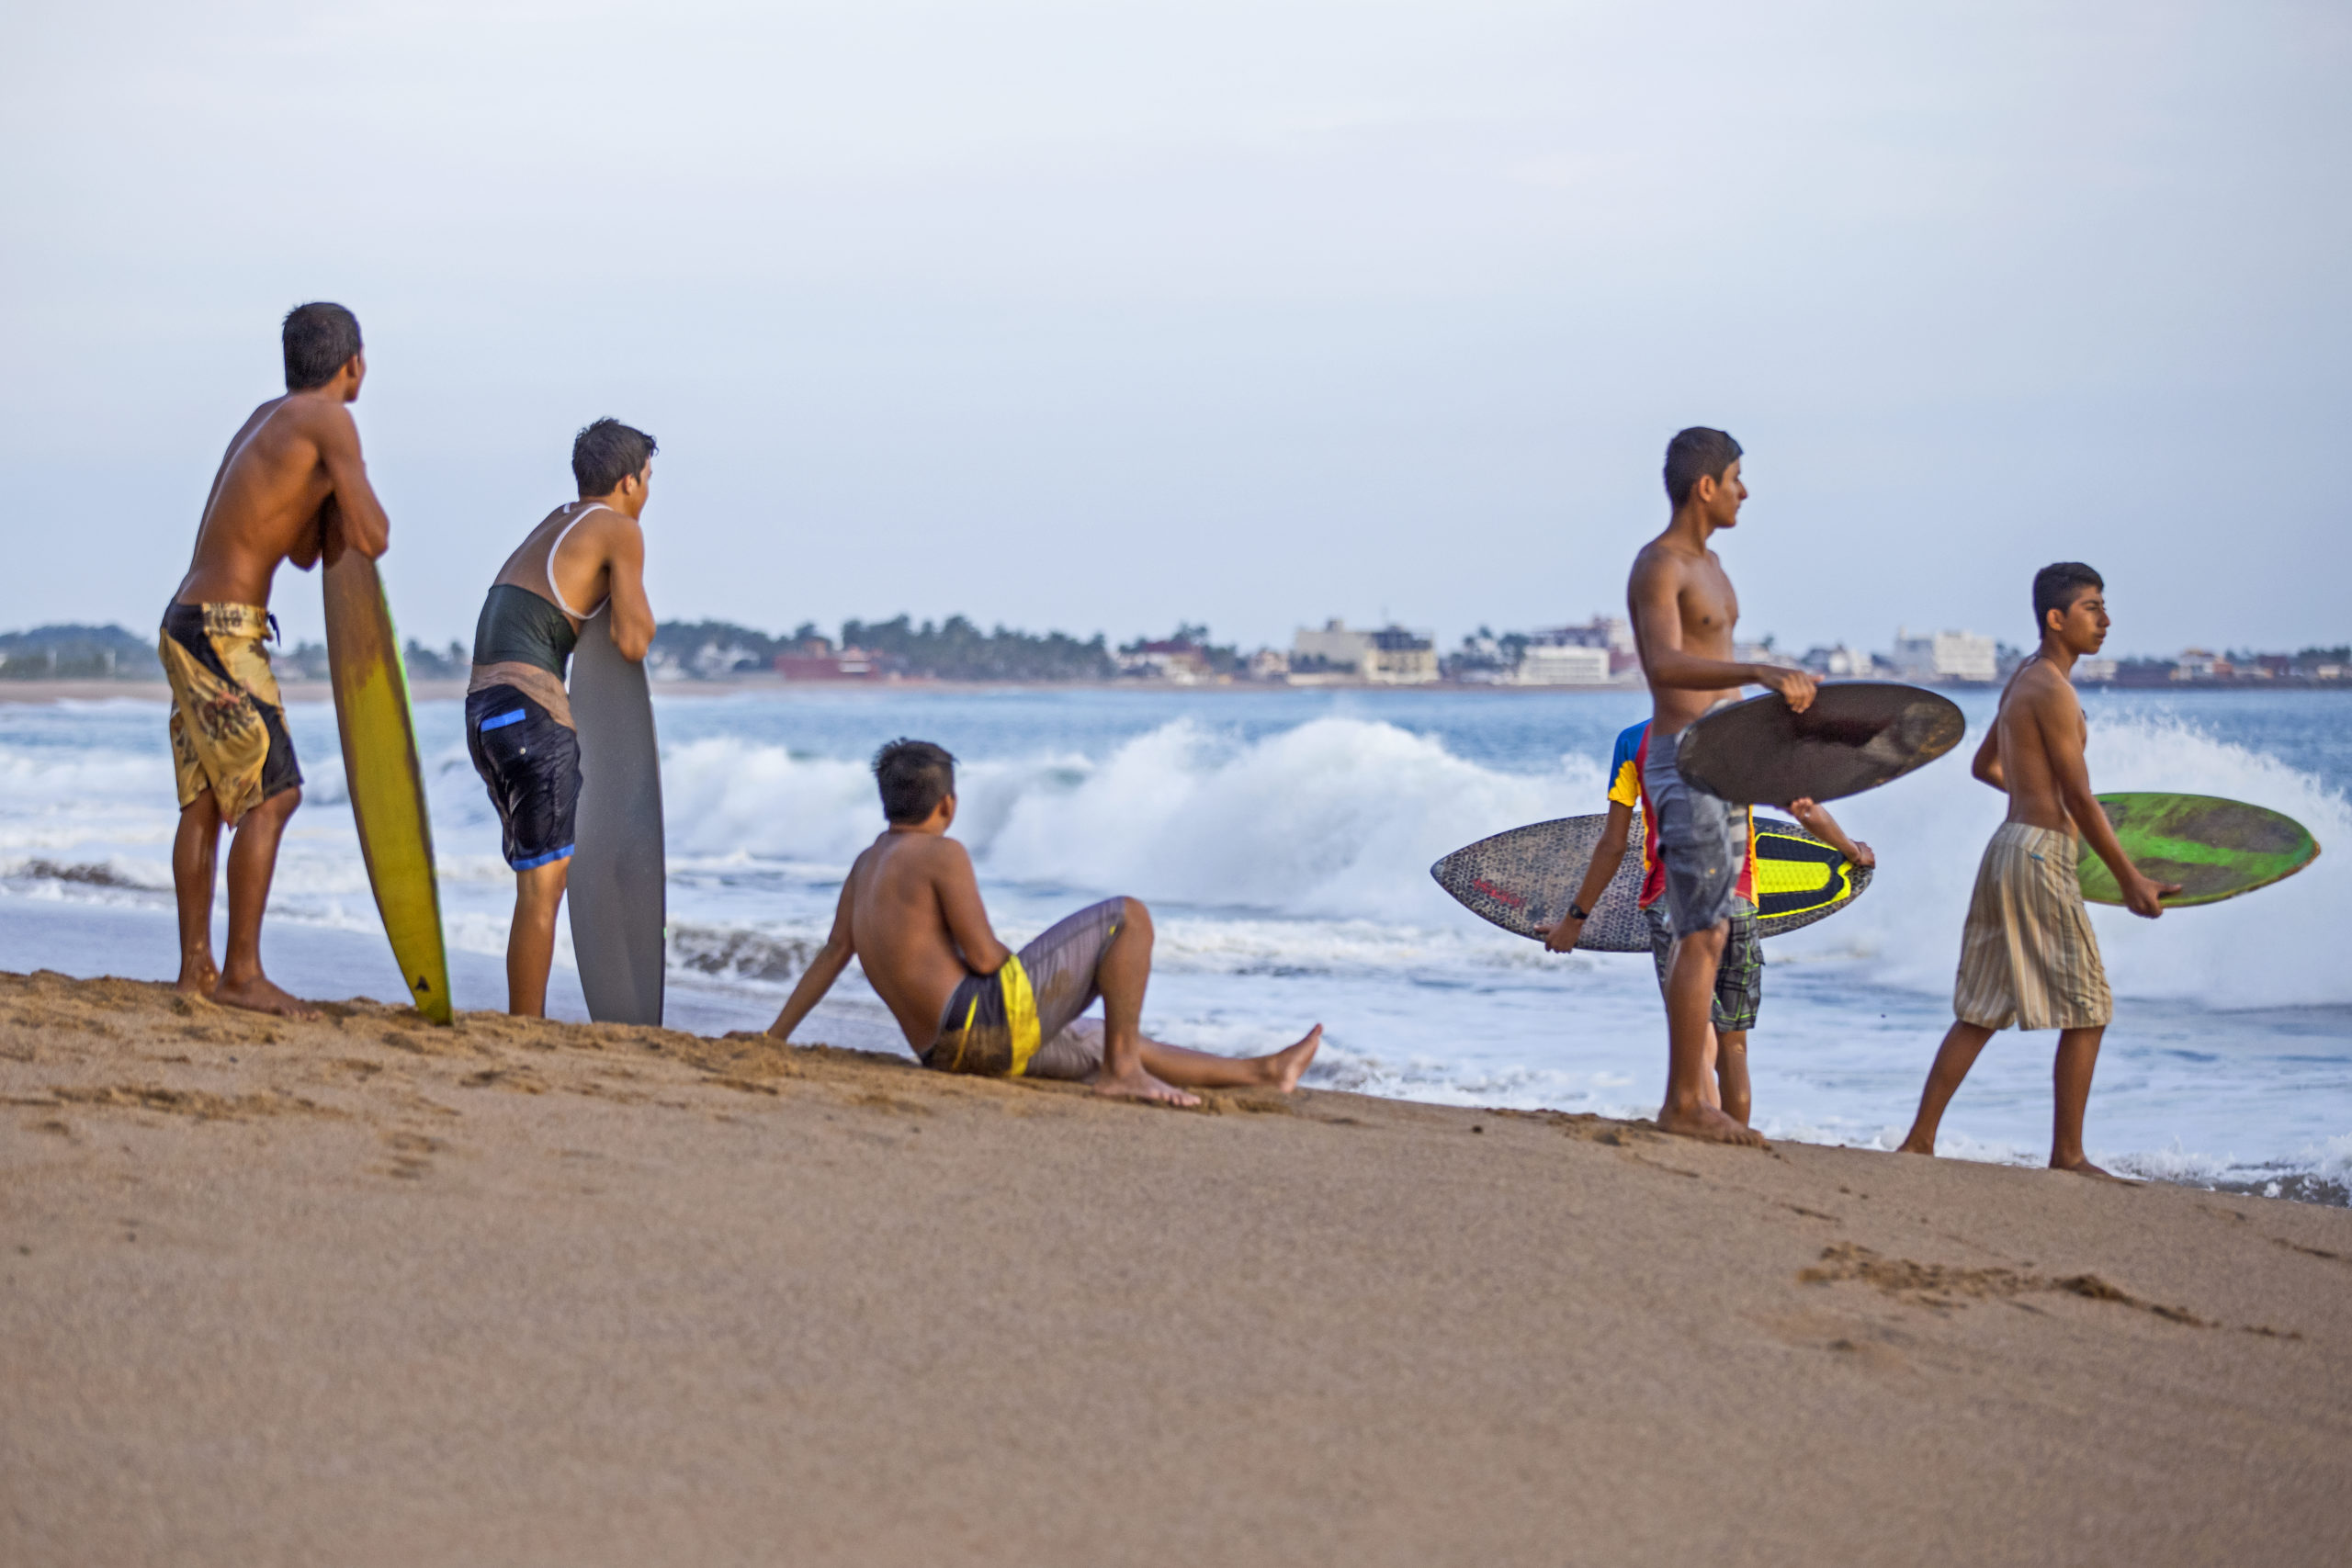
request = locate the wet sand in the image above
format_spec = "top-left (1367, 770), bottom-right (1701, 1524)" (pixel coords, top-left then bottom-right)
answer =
top-left (4, 969), bottom-right (2348, 1565)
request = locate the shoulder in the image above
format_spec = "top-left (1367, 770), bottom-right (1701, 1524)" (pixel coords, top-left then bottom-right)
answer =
top-left (1629, 537), bottom-right (1691, 589)
top-left (1611, 720), bottom-right (1647, 765)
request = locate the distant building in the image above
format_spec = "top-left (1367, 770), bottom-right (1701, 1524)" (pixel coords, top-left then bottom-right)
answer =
top-left (1799, 644), bottom-right (1872, 678)
top-left (1890, 627), bottom-right (1998, 683)
top-left (1289, 620), bottom-right (1439, 684)
top-left (2073, 657), bottom-right (2118, 684)
top-left (1119, 638), bottom-right (1212, 683)
top-left (1247, 648), bottom-right (1291, 681)
top-left (775, 638), bottom-right (876, 681)
top-left (1513, 643), bottom-right (1611, 685)
top-left (1532, 615), bottom-right (1639, 675)
top-left (2173, 649), bottom-right (2229, 680)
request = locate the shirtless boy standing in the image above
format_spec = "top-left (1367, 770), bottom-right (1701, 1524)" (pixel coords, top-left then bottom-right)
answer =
top-left (463, 419), bottom-right (658, 1015)
top-left (1897, 563), bottom-right (2177, 1174)
top-left (164, 303), bottom-right (391, 1019)
top-left (1623, 427), bottom-right (1816, 1145)
top-left (763, 739), bottom-right (1323, 1106)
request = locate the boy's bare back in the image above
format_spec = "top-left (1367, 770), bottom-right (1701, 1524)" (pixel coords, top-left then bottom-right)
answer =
top-left (842, 831), bottom-right (997, 1045)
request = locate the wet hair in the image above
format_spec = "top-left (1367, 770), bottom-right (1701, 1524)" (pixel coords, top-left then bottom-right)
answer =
top-left (572, 418), bottom-right (659, 496)
top-left (1663, 427), bottom-right (1744, 509)
top-left (2031, 561), bottom-right (2105, 632)
top-left (282, 303), bottom-right (362, 391)
top-left (874, 739), bottom-right (956, 824)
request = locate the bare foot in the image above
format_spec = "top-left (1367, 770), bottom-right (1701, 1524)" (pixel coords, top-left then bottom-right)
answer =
top-left (175, 957), bottom-right (220, 996)
top-left (210, 973), bottom-right (322, 1021)
top-left (2052, 1156), bottom-right (2132, 1181)
top-left (1896, 1136), bottom-right (1934, 1156)
top-left (1259, 1025), bottom-right (1324, 1092)
top-left (1656, 1100), bottom-right (1769, 1147)
top-left (1092, 1067), bottom-right (1200, 1109)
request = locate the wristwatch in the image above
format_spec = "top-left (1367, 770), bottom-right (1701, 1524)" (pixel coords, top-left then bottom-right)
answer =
top-left (1566, 902), bottom-right (1590, 922)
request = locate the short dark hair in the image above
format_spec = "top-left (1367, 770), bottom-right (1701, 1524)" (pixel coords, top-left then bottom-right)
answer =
top-left (572, 418), bottom-right (659, 496)
top-left (2032, 561), bottom-right (2105, 631)
top-left (1664, 427), bottom-right (1744, 508)
top-left (874, 739), bottom-right (956, 824)
top-left (283, 302), bottom-right (362, 391)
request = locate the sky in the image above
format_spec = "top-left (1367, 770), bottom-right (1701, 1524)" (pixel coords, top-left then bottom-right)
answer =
top-left (3, 0), bottom-right (2346, 657)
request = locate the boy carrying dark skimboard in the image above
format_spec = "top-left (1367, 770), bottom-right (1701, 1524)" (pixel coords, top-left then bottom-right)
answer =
top-left (1897, 564), bottom-right (2178, 1176)
top-left (1618, 428), bottom-right (1818, 1146)
top-left (164, 304), bottom-right (391, 1019)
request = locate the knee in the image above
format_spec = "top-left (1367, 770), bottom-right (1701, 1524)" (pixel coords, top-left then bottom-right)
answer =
top-left (1716, 1030), bottom-right (1748, 1060)
top-left (1679, 922), bottom-right (1727, 958)
top-left (1117, 897), bottom-right (1153, 940)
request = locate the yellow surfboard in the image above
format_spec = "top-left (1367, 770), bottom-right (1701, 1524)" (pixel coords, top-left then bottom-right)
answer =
top-left (322, 544), bottom-right (452, 1023)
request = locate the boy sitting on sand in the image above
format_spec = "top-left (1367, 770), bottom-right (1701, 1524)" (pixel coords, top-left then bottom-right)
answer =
top-left (763, 739), bottom-right (1323, 1107)
top-left (1896, 563), bottom-right (2177, 1175)
top-left (1541, 716), bottom-right (1873, 1128)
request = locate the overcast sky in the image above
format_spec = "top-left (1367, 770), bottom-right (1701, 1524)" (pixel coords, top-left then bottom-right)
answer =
top-left (4, 0), bottom-right (2346, 657)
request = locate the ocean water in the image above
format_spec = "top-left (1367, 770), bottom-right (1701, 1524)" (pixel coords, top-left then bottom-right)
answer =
top-left (4, 683), bottom-right (2348, 1203)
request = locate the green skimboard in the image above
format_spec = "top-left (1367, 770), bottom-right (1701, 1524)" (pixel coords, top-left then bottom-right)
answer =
top-left (2079, 793), bottom-right (2319, 908)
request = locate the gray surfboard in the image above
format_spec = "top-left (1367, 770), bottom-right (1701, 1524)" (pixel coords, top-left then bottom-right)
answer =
top-left (1674, 681), bottom-right (1964, 806)
top-left (567, 609), bottom-right (665, 1025)
top-left (1431, 814), bottom-right (1872, 952)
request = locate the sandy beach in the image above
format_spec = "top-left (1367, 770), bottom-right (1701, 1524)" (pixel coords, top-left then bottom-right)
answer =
top-left (4, 970), bottom-right (2347, 1565)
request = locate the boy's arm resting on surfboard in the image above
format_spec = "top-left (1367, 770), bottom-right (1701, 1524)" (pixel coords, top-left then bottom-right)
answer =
top-left (2032, 684), bottom-right (2178, 919)
top-left (314, 403), bottom-right (390, 559)
top-left (1542, 800), bottom-right (1634, 952)
top-left (603, 515), bottom-right (657, 662)
top-left (764, 879), bottom-right (858, 1041)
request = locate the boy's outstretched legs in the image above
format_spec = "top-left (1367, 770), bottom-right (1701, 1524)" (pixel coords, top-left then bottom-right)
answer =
top-left (1896, 1020), bottom-right (1995, 1156)
top-left (1091, 897), bottom-right (1321, 1107)
top-left (172, 790), bottom-right (223, 994)
top-left (209, 787), bottom-right (319, 1019)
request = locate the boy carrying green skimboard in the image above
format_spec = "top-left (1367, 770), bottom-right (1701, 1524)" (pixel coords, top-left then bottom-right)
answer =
top-left (1897, 563), bottom-right (2179, 1177)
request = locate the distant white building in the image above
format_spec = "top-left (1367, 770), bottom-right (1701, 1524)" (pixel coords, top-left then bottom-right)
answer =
top-left (1891, 627), bottom-right (1998, 683)
top-left (1513, 644), bottom-right (1611, 685)
top-left (1800, 644), bottom-right (1871, 678)
top-left (1290, 620), bottom-right (1439, 684)
top-left (2073, 657), bottom-right (2118, 684)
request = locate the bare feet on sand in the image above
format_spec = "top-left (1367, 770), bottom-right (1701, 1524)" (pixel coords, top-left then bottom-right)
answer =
top-left (1260, 1025), bottom-right (1324, 1092)
top-left (2052, 1156), bottom-right (2132, 1181)
top-left (1657, 1101), bottom-right (1768, 1147)
top-left (210, 974), bottom-right (322, 1021)
top-left (1895, 1136), bottom-right (1933, 1156)
top-left (1093, 1068), bottom-right (1200, 1109)
top-left (175, 958), bottom-right (220, 997)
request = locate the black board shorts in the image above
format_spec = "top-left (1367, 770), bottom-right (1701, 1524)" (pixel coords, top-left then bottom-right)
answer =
top-left (465, 684), bottom-right (582, 871)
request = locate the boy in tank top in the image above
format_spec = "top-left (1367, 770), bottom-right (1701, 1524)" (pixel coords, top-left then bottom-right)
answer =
top-left (466, 419), bottom-right (658, 1014)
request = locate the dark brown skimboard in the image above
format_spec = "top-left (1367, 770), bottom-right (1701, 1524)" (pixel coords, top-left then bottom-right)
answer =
top-left (1674, 681), bottom-right (1964, 806)
top-left (2079, 793), bottom-right (2319, 908)
top-left (1430, 814), bottom-right (1871, 951)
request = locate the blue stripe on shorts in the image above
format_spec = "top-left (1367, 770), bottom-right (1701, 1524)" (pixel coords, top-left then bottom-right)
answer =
top-left (479, 708), bottom-right (528, 733)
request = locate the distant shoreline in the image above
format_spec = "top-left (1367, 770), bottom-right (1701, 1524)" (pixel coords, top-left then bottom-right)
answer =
top-left (4, 674), bottom-right (2346, 705)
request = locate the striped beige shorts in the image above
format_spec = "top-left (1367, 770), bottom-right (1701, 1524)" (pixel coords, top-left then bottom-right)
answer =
top-left (1952, 822), bottom-right (2113, 1032)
